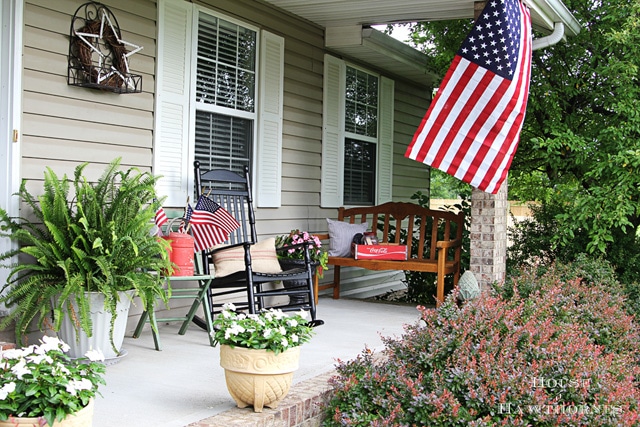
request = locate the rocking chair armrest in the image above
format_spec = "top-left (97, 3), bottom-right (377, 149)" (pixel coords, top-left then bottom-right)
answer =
top-left (205, 242), bottom-right (249, 256)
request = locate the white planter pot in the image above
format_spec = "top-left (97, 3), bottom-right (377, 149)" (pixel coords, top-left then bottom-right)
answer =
top-left (58, 290), bottom-right (135, 360)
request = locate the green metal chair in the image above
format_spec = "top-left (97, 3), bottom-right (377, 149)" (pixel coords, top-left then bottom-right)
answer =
top-left (133, 223), bottom-right (216, 351)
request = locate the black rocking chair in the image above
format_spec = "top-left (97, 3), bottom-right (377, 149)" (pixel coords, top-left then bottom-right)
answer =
top-left (193, 161), bottom-right (323, 327)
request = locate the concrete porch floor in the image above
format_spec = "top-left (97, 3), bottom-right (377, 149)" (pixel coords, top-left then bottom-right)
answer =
top-left (92, 297), bottom-right (423, 427)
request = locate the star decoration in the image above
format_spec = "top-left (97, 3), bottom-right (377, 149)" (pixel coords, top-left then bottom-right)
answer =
top-left (74, 9), bottom-right (143, 90)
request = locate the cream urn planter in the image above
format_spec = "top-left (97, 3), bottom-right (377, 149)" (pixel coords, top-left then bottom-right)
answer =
top-left (0, 399), bottom-right (94, 427)
top-left (219, 344), bottom-right (300, 412)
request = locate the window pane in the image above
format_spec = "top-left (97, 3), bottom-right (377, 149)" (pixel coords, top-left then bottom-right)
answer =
top-left (344, 139), bottom-right (376, 205)
top-left (196, 14), bottom-right (256, 112)
top-left (195, 111), bottom-right (251, 176)
top-left (345, 67), bottom-right (378, 138)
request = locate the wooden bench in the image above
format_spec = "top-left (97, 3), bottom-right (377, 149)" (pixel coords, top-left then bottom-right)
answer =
top-left (315, 201), bottom-right (464, 306)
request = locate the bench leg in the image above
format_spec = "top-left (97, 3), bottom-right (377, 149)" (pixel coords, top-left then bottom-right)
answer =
top-left (333, 266), bottom-right (341, 299)
top-left (436, 273), bottom-right (445, 307)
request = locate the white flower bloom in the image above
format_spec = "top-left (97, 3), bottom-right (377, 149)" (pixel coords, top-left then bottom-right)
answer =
top-left (26, 354), bottom-right (51, 365)
top-left (84, 348), bottom-right (105, 362)
top-left (1, 348), bottom-right (26, 360)
top-left (278, 326), bottom-right (286, 335)
top-left (263, 328), bottom-right (273, 338)
top-left (65, 378), bottom-right (93, 396)
top-left (224, 323), bottom-right (246, 339)
top-left (281, 338), bottom-right (289, 347)
top-left (222, 302), bottom-right (236, 311)
top-left (291, 334), bottom-right (299, 343)
top-left (39, 336), bottom-right (67, 354)
top-left (296, 310), bottom-right (309, 320)
top-left (0, 382), bottom-right (16, 399)
top-left (287, 318), bottom-right (298, 327)
top-left (11, 359), bottom-right (30, 380)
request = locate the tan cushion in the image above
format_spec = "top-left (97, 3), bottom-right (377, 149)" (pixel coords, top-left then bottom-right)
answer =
top-left (212, 237), bottom-right (282, 277)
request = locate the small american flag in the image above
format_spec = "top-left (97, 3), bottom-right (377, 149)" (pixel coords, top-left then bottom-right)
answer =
top-left (178, 205), bottom-right (192, 234)
top-left (405, 0), bottom-right (532, 194)
top-left (154, 202), bottom-right (168, 228)
top-left (189, 196), bottom-right (240, 251)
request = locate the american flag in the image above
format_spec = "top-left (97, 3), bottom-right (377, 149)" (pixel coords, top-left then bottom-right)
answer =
top-left (405, 0), bottom-right (532, 194)
top-left (178, 205), bottom-right (192, 234)
top-left (189, 196), bottom-right (240, 251)
top-left (154, 202), bottom-right (168, 228)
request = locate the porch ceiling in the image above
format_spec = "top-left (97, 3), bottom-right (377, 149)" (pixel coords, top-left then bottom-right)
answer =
top-left (261, 0), bottom-right (581, 87)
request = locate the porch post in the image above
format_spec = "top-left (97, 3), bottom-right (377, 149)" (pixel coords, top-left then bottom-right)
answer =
top-left (469, 183), bottom-right (509, 291)
top-left (468, 1), bottom-right (508, 291)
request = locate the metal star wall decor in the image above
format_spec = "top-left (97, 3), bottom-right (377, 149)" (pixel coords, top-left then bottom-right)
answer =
top-left (68, 1), bottom-right (143, 93)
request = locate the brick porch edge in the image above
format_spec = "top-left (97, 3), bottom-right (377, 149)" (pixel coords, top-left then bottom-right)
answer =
top-left (187, 370), bottom-right (335, 427)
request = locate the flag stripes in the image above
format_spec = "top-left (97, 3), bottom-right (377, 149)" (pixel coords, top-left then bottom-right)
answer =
top-left (405, 0), bottom-right (532, 194)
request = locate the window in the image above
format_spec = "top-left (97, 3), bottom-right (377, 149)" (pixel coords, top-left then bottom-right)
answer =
top-left (321, 55), bottom-right (394, 207)
top-left (155, 0), bottom-right (284, 207)
top-left (194, 14), bottom-right (256, 175)
top-left (344, 139), bottom-right (376, 205)
top-left (344, 66), bottom-right (378, 205)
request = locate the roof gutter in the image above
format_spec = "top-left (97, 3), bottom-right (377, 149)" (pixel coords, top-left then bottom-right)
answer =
top-left (532, 21), bottom-right (564, 50)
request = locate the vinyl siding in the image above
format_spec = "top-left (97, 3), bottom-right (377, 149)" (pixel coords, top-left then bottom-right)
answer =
top-left (21, 0), bottom-right (157, 184)
top-left (20, 0), bottom-right (432, 304)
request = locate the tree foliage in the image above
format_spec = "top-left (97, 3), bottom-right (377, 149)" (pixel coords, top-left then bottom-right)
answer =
top-left (409, 0), bottom-right (640, 279)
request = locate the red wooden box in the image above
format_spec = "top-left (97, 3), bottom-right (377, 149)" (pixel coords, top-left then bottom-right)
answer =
top-left (353, 244), bottom-right (408, 260)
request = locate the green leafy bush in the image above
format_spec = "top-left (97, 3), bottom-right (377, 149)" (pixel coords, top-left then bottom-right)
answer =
top-left (324, 260), bottom-right (640, 426)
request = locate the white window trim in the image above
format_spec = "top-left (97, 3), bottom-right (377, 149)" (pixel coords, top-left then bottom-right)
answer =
top-left (0, 0), bottom-right (23, 307)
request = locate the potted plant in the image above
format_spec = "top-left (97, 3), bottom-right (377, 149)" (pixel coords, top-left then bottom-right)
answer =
top-left (275, 230), bottom-right (328, 305)
top-left (212, 303), bottom-right (314, 412)
top-left (0, 158), bottom-right (172, 358)
top-left (0, 336), bottom-right (105, 426)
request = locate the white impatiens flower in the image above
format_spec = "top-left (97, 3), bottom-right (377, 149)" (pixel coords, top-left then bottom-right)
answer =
top-left (65, 378), bottom-right (93, 396)
top-left (222, 302), bottom-right (237, 311)
top-left (291, 334), bottom-right (299, 343)
top-left (84, 348), bottom-right (105, 362)
top-left (281, 338), bottom-right (289, 348)
top-left (1, 348), bottom-right (26, 360)
top-left (11, 359), bottom-right (31, 380)
top-left (25, 354), bottom-right (53, 365)
top-left (296, 309), bottom-right (309, 320)
top-left (278, 326), bottom-right (287, 335)
top-left (263, 328), bottom-right (273, 338)
top-left (287, 318), bottom-right (298, 327)
top-left (38, 336), bottom-right (69, 354)
top-left (0, 382), bottom-right (16, 399)
top-left (224, 322), bottom-right (246, 340)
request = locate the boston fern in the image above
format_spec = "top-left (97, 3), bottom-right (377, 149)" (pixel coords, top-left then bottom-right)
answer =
top-left (0, 158), bottom-right (172, 347)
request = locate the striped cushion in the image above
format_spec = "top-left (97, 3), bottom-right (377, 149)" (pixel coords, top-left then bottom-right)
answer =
top-left (212, 238), bottom-right (282, 277)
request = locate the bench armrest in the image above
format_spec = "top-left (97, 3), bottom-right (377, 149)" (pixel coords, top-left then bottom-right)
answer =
top-left (436, 239), bottom-right (462, 249)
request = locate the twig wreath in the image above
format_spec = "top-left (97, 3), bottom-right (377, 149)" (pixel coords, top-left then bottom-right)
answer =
top-left (68, 2), bottom-right (142, 93)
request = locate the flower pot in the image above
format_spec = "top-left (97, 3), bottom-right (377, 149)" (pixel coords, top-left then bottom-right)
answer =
top-left (277, 259), bottom-right (317, 306)
top-left (219, 344), bottom-right (300, 412)
top-left (0, 399), bottom-right (94, 427)
top-left (57, 290), bottom-right (135, 360)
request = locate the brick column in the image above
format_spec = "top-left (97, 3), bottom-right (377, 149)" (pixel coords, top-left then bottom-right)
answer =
top-left (467, 0), bottom-right (508, 290)
top-left (469, 180), bottom-right (508, 290)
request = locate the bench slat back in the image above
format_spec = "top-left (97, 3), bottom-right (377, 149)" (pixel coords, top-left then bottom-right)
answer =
top-left (337, 202), bottom-right (464, 262)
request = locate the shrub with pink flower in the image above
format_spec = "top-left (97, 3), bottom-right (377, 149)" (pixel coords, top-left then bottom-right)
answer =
top-left (323, 258), bottom-right (640, 426)
top-left (0, 336), bottom-right (105, 425)
top-left (275, 229), bottom-right (328, 278)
